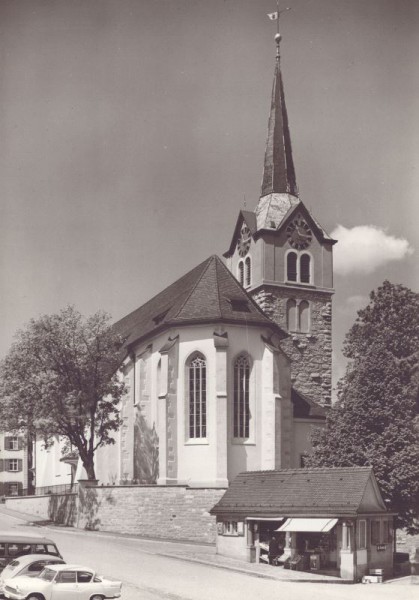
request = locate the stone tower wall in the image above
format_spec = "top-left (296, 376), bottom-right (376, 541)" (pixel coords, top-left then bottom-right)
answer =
top-left (252, 286), bottom-right (332, 406)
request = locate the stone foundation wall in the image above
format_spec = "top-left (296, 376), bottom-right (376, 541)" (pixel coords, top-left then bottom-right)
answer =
top-left (6, 485), bottom-right (225, 544)
top-left (252, 286), bottom-right (333, 406)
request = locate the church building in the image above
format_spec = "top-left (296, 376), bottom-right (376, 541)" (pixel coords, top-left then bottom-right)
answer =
top-left (34, 33), bottom-right (336, 492)
top-left (91, 32), bottom-right (336, 489)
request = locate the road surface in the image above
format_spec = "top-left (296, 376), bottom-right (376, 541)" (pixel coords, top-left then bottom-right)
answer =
top-left (0, 506), bottom-right (416, 600)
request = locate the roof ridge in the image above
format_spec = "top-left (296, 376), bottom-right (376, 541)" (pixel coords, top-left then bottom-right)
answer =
top-left (172, 255), bottom-right (220, 320)
top-left (239, 466), bottom-right (373, 474)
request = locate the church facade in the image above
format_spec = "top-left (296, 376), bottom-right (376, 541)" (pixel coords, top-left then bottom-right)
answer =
top-left (34, 35), bottom-right (335, 492)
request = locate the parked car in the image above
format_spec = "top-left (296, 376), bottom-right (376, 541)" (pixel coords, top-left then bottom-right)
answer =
top-left (3, 563), bottom-right (122, 600)
top-left (0, 536), bottom-right (62, 570)
top-left (0, 554), bottom-right (65, 594)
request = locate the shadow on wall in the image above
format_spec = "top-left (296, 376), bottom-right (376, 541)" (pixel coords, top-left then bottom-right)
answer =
top-left (134, 412), bottom-right (159, 484)
top-left (77, 486), bottom-right (101, 531)
top-left (47, 494), bottom-right (77, 526)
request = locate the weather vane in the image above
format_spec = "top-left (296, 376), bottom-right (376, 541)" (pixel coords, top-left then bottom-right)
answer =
top-left (268, 1), bottom-right (291, 44)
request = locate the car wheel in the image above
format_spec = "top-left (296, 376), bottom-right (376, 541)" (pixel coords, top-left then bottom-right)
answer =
top-left (90, 595), bottom-right (104, 600)
top-left (26, 595), bottom-right (44, 600)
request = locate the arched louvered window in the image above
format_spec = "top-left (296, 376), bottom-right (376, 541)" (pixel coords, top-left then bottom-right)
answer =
top-left (234, 355), bottom-right (250, 438)
top-left (287, 252), bottom-right (298, 282)
top-left (300, 254), bottom-right (311, 284)
top-left (245, 257), bottom-right (251, 287)
top-left (299, 300), bottom-right (310, 333)
top-left (187, 354), bottom-right (207, 439)
top-left (238, 261), bottom-right (244, 286)
top-left (286, 298), bottom-right (297, 331)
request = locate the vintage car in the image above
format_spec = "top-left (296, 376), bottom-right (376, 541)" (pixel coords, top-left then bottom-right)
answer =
top-left (3, 564), bottom-right (122, 600)
top-left (0, 554), bottom-right (65, 594)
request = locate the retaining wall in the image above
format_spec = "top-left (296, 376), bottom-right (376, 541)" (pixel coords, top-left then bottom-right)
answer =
top-left (6, 485), bottom-right (225, 544)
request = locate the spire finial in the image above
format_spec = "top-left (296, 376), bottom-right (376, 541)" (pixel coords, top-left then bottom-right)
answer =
top-left (267, 6), bottom-right (291, 60)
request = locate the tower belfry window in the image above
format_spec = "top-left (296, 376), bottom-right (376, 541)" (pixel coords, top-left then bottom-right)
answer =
top-left (238, 261), bottom-right (244, 286)
top-left (245, 257), bottom-right (251, 287)
top-left (287, 252), bottom-right (297, 282)
top-left (300, 254), bottom-right (311, 284)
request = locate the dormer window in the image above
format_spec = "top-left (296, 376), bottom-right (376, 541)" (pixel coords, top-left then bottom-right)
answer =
top-left (229, 298), bottom-right (250, 313)
top-left (153, 308), bottom-right (170, 325)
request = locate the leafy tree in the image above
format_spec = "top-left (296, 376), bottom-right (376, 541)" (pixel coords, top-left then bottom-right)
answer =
top-left (306, 281), bottom-right (419, 532)
top-left (0, 306), bottom-right (126, 481)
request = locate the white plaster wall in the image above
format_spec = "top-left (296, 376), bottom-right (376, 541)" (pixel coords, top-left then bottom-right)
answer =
top-left (34, 436), bottom-right (72, 488)
top-left (216, 533), bottom-right (248, 560)
top-left (176, 326), bottom-right (219, 485)
top-left (226, 325), bottom-right (268, 481)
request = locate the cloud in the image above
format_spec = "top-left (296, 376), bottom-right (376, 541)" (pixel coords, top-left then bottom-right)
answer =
top-left (330, 225), bottom-right (414, 275)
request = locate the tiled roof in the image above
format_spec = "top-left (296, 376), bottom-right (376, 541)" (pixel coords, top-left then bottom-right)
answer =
top-left (210, 467), bottom-right (375, 518)
top-left (115, 255), bottom-right (281, 351)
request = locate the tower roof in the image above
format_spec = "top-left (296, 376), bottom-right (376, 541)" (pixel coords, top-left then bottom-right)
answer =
top-left (261, 40), bottom-right (297, 198)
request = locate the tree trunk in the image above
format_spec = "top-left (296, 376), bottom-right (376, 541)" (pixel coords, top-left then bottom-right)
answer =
top-left (82, 455), bottom-right (96, 480)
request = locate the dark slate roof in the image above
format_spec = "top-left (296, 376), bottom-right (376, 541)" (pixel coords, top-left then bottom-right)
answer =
top-left (115, 255), bottom-right (282, 351)
top-left (292, 388), bottom-right (327, 420)
top-left (210, 467), bottom-right (376, 518)
top-left (261, 56), bottom-right (297, 197)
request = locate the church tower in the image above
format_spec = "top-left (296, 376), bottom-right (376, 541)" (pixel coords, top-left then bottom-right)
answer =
top-left (224, 33), bottom-right (336, 406)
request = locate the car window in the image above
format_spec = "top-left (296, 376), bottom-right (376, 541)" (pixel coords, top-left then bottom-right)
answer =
top-left (39, 568), bottom-right (56, 581)
top-left (46, 544), bottom-right (59, 556)
top-left (77, 571), bottom-right (93, 583)
top-left (0, 544), bottom-right (5, 557)
top-left (7, 544), bottom-right (31, 557)
top-left (57, 571), bottom-right (76, 584)
top-left (33, 544), bottom-right (47, 554)
top-left (6, 560), bottom-right (20, 569)
top-left (27, 561), bottom-right (48, 573)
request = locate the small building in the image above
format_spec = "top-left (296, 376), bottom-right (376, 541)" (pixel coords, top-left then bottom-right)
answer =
top-left (210, 467), bottom-right (395, 581)
top-left (0, 433), bottom-right (29, 497)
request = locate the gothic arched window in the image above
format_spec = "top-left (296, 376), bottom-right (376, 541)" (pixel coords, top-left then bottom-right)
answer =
top-left (238, 261), bottom-right (244, 286)
top-left (299, 300), bottom-right (310, 333)
top-left (300, 254), bottom-right (311, 284)
top-left (187, 353), bottom-right (207, 439)
top-left (245, 257), bottom-right (251, 287)
top-left (286, 299), bottom-right (297, 331)
top-left (233, 355), bottom-right (250, 438)
top-left (287, 252), bottom-right (298, 282)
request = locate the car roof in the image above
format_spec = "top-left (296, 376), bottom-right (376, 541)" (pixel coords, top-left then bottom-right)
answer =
top-left (0, 535), bottom-right (56, 544)
top-left (44, 564), bottom-right (93, 572)
top-left (6, 554), bottom-right (64, 565)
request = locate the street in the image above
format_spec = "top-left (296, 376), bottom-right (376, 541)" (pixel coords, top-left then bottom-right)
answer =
top-left (0, 506), bottom-right (416, 600)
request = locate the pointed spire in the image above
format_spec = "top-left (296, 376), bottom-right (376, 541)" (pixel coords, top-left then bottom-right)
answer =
top-left (261, 33), bottom-right (298, 198)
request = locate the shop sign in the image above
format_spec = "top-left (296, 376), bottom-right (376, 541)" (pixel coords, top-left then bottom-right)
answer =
top-left (376, 544), bottom-right (386, 551)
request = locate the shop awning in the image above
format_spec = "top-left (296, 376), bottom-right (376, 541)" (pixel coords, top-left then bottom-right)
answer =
top-left (276, 518), bottom-right (338, 533)
top-left (246, 517), bottom-right (285, 521)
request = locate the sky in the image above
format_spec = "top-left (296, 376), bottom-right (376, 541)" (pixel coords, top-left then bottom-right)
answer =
top-left (0, 0), bottom-right (418, 394)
